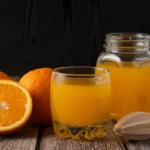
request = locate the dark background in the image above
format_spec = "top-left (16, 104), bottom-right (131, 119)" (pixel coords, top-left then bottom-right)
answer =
top-left (1, 0), bottom-right (150, 75)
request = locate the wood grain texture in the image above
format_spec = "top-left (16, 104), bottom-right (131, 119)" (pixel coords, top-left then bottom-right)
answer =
top-left (39, 121), bottom-right (125, 150)
top-left (1, 0), bottom-right (150, 74)
top-left (39, 121), bottom-right (150, 150)
top-left (126, 139), bottom-right (150, 150)
top-left (0, 126), bottom-right (38, 150)
top-left (0, 122), bottom-right (149, 149)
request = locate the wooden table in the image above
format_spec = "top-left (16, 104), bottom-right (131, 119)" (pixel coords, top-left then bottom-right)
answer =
top-left (0, 121), bottom-right (150, 150)
top-left (0, 77), bottom-right (150, 150)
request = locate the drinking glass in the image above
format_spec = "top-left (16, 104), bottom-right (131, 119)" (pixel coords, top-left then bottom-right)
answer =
top-left (50, 66), bottom-right (111, 140)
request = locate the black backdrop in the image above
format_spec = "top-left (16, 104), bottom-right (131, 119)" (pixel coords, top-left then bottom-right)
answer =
top-left (1, 0), bottom-right (150, 75)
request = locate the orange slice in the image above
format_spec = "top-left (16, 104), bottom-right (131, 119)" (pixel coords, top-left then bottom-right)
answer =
top-left (0, 80), bottom-right (32, 134)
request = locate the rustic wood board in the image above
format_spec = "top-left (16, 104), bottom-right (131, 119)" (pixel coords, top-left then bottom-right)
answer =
top-left (39, 122), bottom-right (125, 150)
top-left (0, 126), bottom-right (38, 150)
top-left (126, 139), bottom-right (150, 150)
top-left (0, 121), bottom-right (149, 149)
top-left (39, 122), bottom-right (150, 150)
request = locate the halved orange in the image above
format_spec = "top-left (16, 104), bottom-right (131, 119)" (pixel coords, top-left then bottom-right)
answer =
top-left (0, 80), bottom-right (32, 134)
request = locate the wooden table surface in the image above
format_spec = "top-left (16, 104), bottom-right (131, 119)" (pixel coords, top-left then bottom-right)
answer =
top-left (0, 77), bottom-right (150, 150)
top-left (1, 121), bottom-right (150, 150)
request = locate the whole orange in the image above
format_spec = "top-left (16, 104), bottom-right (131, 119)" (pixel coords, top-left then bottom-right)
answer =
top-left (19, 68), bottom-right (52, 125)
top-left (0, 71), bottom-right (11, 80)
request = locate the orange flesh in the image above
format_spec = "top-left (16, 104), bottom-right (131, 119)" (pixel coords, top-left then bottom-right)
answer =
top-left (0, 84), bottom-right (26, 126)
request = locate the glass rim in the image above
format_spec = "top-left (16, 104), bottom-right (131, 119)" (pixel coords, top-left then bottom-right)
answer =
top-left (52, 66), bottom-right (109, 77)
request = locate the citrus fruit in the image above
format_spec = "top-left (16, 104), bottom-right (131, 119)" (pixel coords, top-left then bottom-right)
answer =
top-left (0, 71), bottom-right (11, 80)
top-left (0, 80), bottom-right (32, 135)
top-left (19, 68), bottom-right (52, 125)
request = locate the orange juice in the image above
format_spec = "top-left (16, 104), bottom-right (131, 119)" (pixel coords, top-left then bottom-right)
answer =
top-left (51, 80), bottom-right (111, 140)
top-left (51, 83), bottom-right (110, 125)
top-left (97, 63), bottom-right (150, 120)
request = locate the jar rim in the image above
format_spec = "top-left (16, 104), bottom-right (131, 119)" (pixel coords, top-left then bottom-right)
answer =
top-left (104, 32), bottom-right (150, 53)
top-left (106, 32), bottom-right (150, 41)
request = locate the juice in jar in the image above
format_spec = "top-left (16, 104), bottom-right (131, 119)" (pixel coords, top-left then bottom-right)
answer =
top-left (51, 79), bottom-right (111, 140)
top-left (97, 62), bottom-right (150, 120)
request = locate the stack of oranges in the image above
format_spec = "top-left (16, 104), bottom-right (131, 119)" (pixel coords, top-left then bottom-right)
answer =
top-left (0, 68), bottom-right (52, 135)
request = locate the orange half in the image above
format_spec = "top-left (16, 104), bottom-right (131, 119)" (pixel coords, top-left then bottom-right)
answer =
top-left (0, 80), bottom-right (32, 134)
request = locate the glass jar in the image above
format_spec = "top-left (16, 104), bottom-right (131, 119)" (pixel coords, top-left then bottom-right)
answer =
top-left (96, 33), bottom-right (150, 120)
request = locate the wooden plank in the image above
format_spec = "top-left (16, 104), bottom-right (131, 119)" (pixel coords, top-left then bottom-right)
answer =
top-left (0, 0), bottom-right (32, 76)
top-left (39, 122), bottom-right (126, 150)
top-left (125, 139), bottom-right (150, 150)
top-left (0, 126), bottom-right (38, 150)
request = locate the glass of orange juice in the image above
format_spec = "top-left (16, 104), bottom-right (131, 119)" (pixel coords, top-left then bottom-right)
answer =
top-left (50, 66), bottom-right (111, 140)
